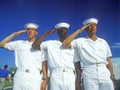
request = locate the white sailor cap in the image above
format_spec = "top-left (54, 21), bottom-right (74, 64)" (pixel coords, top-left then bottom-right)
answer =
top-left (55, 22), bottom-right (70, 29)
top-left (24, 23), bottom-right (39, 29)
top-left (82, 18), bottom-right (98, 25)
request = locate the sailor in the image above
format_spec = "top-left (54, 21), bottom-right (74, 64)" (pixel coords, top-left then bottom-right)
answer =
top-left (32, 22), bottom-right (76, 90)
top-left (0, 23), bottom-right (47, 90)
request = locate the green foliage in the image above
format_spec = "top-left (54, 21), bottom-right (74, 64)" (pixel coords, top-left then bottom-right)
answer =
top-left (3, 80), bottom-right (13, 88)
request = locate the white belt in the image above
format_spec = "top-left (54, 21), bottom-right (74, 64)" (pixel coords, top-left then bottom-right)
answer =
top-left (85, 63), bottom-right (106, 67)
top-left (17, 68), bottom-right (42, 74)
top-left (52, 68), bottom-right (75, 72)
top-left (96, 63), bottom-right (103, 67)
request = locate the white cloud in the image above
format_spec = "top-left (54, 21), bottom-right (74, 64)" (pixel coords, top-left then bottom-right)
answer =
top-left (111, 43), bottom-right (120, 48)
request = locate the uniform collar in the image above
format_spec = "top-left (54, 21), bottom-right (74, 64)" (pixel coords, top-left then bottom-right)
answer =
top-left (26, 40), bottom-right (33, 44)
top-left (87, 36), bottom-right (100, 43)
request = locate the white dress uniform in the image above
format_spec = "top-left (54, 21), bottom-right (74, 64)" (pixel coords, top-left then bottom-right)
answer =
top-left (4, 40), bottom-right (43, 90)
top-left (41, 40), bottom-right (75, 90)
top-left (72, 37), bottom-right (114, 90)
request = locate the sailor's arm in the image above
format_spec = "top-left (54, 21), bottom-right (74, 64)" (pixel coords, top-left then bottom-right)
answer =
top-left (75, 61), bottom-right (81, 90)
top-left (106, 57), bottom-right (114, 79)
top-left (32, 29), bottom-right (56, 50)
top-left (62, 24), bottom-right (90, 48)
top-left (106, 57), bottom-right (116, 89)
top-left (41, 61), bottom-right (48, 90)
top-left (0, 30), bottom-right (27, 47)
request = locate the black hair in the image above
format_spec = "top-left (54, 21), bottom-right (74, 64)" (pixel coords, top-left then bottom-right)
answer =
top-left (4, 64), bottom-right (8, 69)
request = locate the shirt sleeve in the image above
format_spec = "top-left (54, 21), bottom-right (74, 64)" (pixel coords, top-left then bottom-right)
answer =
top-left (40, 41), bottom-right (48, 61)
top-left (71, 39), bottom-right (77, 49)
top-left (71, 39), bottom-right (81, 62)
top-left (42, 50), bottom-right (48, 61)
top-left (40, 41), bottom-right (47, 51)
top-left (74, 47), bottom-right (81, 62)
top-left (104, 40), bottom-right (112, 57)
top-left (4, 41), bottom-right (18, 51)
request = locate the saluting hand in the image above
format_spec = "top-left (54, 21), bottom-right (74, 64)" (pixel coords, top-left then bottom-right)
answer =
top-left (78, 23), bottom-right (91, 33)
top-left (14, 30), bottom-right (27, 36)
top-left (47, 29), bottom-right (56, 34)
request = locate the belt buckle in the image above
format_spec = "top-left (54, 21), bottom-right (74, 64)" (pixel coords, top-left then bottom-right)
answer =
top-left (96, 63), bottom-right (101, 67)
top-left (63, 69), bottom-right (67, 72)
top-left (25, 69), bottom-right (30, 73)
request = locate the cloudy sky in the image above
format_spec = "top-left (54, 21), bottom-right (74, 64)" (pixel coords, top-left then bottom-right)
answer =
top-left (0, 0), bottom-right (120, 68)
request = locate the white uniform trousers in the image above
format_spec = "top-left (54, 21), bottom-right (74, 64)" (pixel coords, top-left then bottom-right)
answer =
top-left (13, 70), bottom-right (42, 90)
top-left (83, 64), bottom-right (114, 90)
top-left (83, 76), bottom-right (114, 90)
top-left (50, 68), bottom-right (75, 90)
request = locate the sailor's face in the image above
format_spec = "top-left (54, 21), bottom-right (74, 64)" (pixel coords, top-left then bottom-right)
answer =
top-left (86, 23), bottom-right (97, 35)
top-left (57, 27), bottom-right (67, 35)
top-left (26, 28), bottom-right (38, 39)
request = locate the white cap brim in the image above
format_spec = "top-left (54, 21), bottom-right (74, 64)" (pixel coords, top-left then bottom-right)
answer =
top-left (83, 18), bottom-right (98, 25)
top-left (55, 22), bottom-right (70, 29)
top-left (24, 23), bottom-right (39, 29)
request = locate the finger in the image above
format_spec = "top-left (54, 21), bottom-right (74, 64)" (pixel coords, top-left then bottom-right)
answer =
top-left (21, 30), bottom-right (27, 32)
top-left (50, 29), bottom-right (56, 33)
top-left (18, 30), bottom-right (27, 33)
top-left (53, 29), bottom-right (56, 32)
top-left (20, 30), bottom-right (27, 34)
top-left (50, 28), bottom-right (56, 32)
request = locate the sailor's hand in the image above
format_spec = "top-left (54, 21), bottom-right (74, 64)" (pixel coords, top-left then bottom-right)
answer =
top-left (14, 30), bottom-right (27, 36)
top-left (40, 80), bottom-right (47, 90)
top-left (47, 29), bottom-right (56, 34)
top-left (79, 23), bottom-right (91, 32)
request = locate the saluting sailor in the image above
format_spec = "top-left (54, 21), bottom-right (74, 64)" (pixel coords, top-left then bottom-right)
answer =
top-left (32, 22), bottom-right (77, 90)
top-left (0, 23), bottom-right (47, 90)
top-left (62, 18), bottom-right (115, 90)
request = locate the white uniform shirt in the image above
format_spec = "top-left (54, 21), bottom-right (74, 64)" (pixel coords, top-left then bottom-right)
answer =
top-left (71, 37), bottom-right (112, 66)
top-left (4, 40), bottom-right (44, 71)
top-left (41, 40), bottom-right (75, 70)
top-left (71, 37), bottom-right (113, 82)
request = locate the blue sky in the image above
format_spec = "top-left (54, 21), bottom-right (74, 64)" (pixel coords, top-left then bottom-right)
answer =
top-left (0, 0), bottom-right (120, 68)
